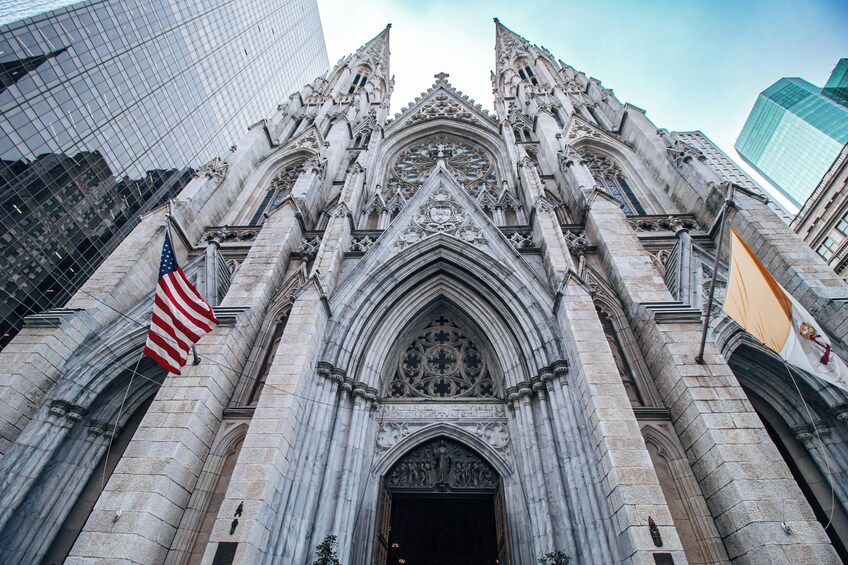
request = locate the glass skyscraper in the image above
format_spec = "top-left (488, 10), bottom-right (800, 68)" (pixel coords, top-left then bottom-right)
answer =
top-left (735, 60), bottom-right (848, 209)
top-left (0, 0), bottom-right (329, 349)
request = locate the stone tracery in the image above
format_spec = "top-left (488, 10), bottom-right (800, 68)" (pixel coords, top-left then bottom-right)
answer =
top-left (385, 134), bottom-right (498, 199)
top-left (387, 316), bottom-right (497, 399)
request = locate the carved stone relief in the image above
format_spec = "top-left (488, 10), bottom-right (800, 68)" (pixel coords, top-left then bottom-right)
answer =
top-left (385, 437), bottom-right (498, 491)
top-left (408, 93), bottom-right (480, 125)
top-left (566, 122), bottom-right (603, 142)
top-left (395, 186), bottom-right (486, 250)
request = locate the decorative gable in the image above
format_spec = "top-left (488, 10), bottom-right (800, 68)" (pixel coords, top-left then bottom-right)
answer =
top-left (388, 74), bottom-right (496, 131)
top-left (396, 184), bottom-right (486, 250)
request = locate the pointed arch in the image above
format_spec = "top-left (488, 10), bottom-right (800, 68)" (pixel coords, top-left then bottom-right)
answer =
top-left (322, 234), bottom-right (564, 393)
top-left (374, 424), bottom-right (513, 479)
top-left (231, 266), bottom-right (306, 406)
top-left (641, 424), bottom-right (731, 563)
top-left (166, 422), bottom-right (249, 564)
top-left (571, 135), bottom-right (678, 215)
top-left (383, 298), bottom-right (502, 400)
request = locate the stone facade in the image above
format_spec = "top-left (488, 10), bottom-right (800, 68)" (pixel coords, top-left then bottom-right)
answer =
top-left (0, 20), bottom-right (847, 565)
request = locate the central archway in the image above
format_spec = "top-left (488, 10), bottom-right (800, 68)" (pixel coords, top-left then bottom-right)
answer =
top-left (376, 437), bottom-right (508, 565)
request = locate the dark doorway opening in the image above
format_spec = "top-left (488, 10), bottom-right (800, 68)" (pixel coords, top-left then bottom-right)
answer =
top-left (376, 437), bottom-right (509, 564)
top-left (386, 493), bottom-right (499, 565)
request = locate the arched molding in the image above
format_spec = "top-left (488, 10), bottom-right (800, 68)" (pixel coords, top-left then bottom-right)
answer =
top-left (594, 297), bottom-right (654, 406)
top-left (722, 328), bottom-right (848, 412)
top-left (165, 422), bottom-right (249, 565)
top-left (640, 423), bottom-right (732, 564)
top-left (231, 266), bottom-right (306, 406)
top-left (225, 142), bottom-right (319, 225)
top-left (0, 355), bottom-right (163, 564)
top-left (581, 262), bottom-right (659, 406)
top-left (571, 137), bottom-right (676, 215)
top-left (727, 343), bottom-right (848, 429)
top-left (373, 425), bottom-right (512, 479)
top-left (641, 424), bottom-right (684, 462)
top-left (51, 326), bottom-right (154, 409)
top-left (322, 235), bottom-right (563, 392)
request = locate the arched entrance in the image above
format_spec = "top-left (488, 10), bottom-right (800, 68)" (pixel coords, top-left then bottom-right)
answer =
top-left (376, 437), bottom-right (508, 565)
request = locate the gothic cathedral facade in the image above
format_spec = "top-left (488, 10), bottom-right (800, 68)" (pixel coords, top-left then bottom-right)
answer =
top-left (1, 21), bottom-right (847, 565)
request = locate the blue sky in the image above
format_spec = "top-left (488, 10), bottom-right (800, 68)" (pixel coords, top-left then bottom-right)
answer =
top-left (317, 0), bottom-right (848, 211)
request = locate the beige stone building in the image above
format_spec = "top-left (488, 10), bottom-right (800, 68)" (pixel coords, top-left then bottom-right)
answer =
top-left (793, 144), bottom-right (848, 278)
top-left (0, 21), bottom-right (847, 565)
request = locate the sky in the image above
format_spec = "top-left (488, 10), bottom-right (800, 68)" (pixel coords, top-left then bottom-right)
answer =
top-left (316, 0), bottom-right (848, 213)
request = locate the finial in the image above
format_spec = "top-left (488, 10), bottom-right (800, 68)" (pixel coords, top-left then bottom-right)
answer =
top-left (493, 17), bottom-right (499, 23)
top-left (434, 72), bottom-right (450, 82)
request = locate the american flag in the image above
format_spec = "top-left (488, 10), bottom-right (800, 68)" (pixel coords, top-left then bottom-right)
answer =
top-left (143, 233), bottom-right (218, 374)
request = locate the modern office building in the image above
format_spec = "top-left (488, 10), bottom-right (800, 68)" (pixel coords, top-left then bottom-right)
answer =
top-left (1, 19), bottom-right (848, 565)
top-left (0, 0), bottom-right (329, 349)
top-left (824, 58), bottom-right (848, 106)
top-left (735, 59), bottom-right (848, 208)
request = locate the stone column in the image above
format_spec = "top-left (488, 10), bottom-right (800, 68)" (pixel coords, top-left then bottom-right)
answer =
top-left (67, 201), bottom-right (303, 564)
top-left (198, 276), bottom-right (329, 564)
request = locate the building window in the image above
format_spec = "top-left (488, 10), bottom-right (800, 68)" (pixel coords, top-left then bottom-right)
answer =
top-left (582, 151), bottom-right (646, 216)
top-left (348, 73), bottom-right (368, 94)
top-left (517, 64), bottom-right (538, 85)
top-left (386, 315), bottom-right (497, 399)
top-left (249, 161), bottom-right (305, 225)
top-left (248, 313), bottom-right (289, 404)
top-left (836, 214), bottom-right (848, 237)
top-left (817, 236), bottom-right (838, 261)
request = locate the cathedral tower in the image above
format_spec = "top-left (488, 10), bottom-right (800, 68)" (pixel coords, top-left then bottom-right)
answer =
top-left (0, 20), bottom-right (845, 565)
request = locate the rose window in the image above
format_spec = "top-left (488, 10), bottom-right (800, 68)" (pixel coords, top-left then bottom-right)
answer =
top-left (386, 134), bottom-right (497, 199)
top-left (387, 315), bottom-right (496, 399)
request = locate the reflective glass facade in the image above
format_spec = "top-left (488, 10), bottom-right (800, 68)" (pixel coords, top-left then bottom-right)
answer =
top-left (0, 0), bottom-right (329, 349)
top-left (736, 71), bottom-right (848, 208)
top-left (824, 58), bottom-right (848, 106)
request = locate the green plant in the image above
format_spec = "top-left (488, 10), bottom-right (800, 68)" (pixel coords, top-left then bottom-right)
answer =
top-left (538, 549), bottom-right (571, 565)
top-left (310, 534), bottom-right (341, 565)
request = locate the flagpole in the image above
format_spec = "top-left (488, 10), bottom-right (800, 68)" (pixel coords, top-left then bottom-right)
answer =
top-left (165, 199), bottom-right (201, 367)
top-left (696, 182), bottom-right (735, 365)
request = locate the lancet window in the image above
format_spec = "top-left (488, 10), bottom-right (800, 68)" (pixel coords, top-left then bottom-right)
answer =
top-left (249, 161), bottom-right (305, 225)
top-left (517, 62), bottom-right (538, 85)
top-left (582, 151), bottom-right (646, 216)
top-left (385, 134), bottom-right (498, 200)
top-left (348, 72), bottom-right (368, 94)
top-left (248, 312), bottom-right (289, 404)
top-left (597, 306), bottom-right (643, 406)
top-left (387, 315), bottom-right (497, 399)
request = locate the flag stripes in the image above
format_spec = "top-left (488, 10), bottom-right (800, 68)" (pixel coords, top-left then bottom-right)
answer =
top-left (143, 233), bottom-right (218, 374)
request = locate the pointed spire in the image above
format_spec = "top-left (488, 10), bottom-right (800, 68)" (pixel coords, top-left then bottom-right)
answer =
top-left (326, 24), bottom-right (392, 104)
top-left (356, 23), bottom-right (391, 68)
top-left (494, 18), bottom-right (530, 56)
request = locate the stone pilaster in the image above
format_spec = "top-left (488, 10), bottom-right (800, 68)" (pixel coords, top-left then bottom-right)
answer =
top-left (555, 278), bottom-right (687, 564)
top-left (67, 201), bottom-right (303, 564)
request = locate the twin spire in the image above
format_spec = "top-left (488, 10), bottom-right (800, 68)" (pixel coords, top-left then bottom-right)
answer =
top-left (335, 19), bottom-right (544, 111)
